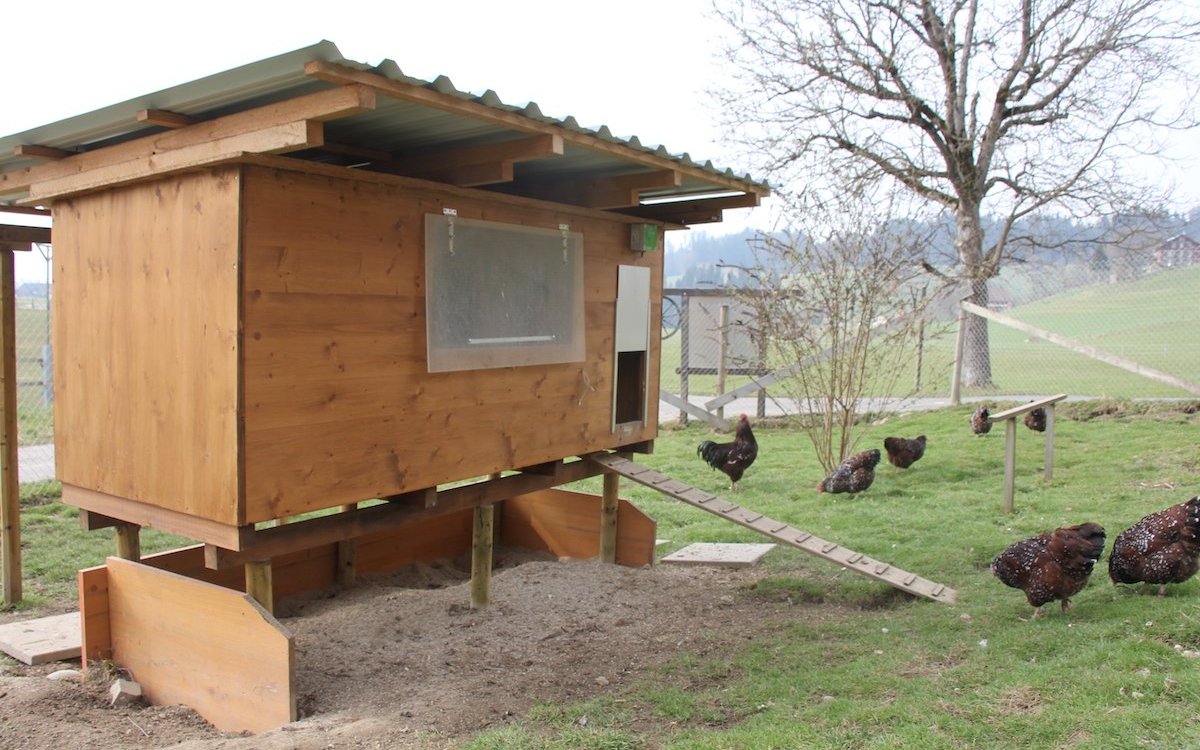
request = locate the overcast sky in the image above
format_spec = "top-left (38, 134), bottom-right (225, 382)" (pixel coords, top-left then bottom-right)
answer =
top-left (1, 0), bottom-right (1195, 280)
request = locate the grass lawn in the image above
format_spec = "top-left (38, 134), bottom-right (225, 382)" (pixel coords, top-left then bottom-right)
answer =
top-left (6, 400), bottom-right (1200, 748)
top-left (469, 399), bottom-right (1200, 749)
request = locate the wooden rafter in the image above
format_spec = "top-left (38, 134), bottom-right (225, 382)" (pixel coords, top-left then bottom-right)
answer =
top-left (137, 109), bottom-right (198, 128)
top-left (305, 60), bottom-right (769, 199)
top-left (1, 84), bottom-right (377, 201)
top-left (373, 133), bottom-right (563, 187)
top-left (0, 225), bottom-right (51, 244)
top-left (620, 192), bottom-right (762, 226)
top-left (13, 145), bottom-right (72, 161)
top-left (513, 169), bottom-right (682, 209)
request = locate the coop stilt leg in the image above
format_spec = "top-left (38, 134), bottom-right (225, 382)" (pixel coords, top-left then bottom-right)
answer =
top-left (115, 523), bottom-right (141, 561)
top-left (471, 504), bottom-right (494, 610)
top-left (1003, 418), bottom-right (1017, 514)
top-left (336, 504), bottom-right (357, 587)
top-left (600, 472), bottom-right (619, 563)
top-left (245, 560), bottom-right (273, 615)
top-left (1044, 406), bottom-right (1056, 481)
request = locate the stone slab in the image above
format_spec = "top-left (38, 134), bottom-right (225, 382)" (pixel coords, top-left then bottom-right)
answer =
top-left (661, 542), bottom-right (776, 568)
top-left (0, 612), bottom-right (81, 665)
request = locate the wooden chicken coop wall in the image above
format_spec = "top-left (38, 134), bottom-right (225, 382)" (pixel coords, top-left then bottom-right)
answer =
top-left (53, 160), bottom-right (662, 535)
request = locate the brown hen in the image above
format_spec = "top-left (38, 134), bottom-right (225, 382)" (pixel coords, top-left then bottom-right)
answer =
top-left (816, 449), bottom-right (880, 495)
top-left (1108, 496), bottom-right (1200, 596)
top-left (991, 522), bottom-right (1107, 617)
top-left (1024, 406), bottom-right (1047, 432)
top-left (883, 435), bottom-right (926, 469)
top-left (971, 406), bottom-right (992, 435)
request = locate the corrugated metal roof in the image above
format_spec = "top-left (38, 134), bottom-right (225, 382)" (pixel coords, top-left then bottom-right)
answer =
top-left (0, 40), bottom-right (768, 219)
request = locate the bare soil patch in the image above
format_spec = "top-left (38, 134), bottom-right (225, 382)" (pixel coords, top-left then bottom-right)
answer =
top-left (0, 547), bottom-right (812, 749)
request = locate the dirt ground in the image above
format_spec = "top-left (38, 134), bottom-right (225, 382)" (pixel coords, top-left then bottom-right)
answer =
top-left (0, 547), bottom-right (812, 750)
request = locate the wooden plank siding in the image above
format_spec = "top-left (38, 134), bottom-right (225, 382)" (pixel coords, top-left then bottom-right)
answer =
top-left (239, 164), bottom-right (660, 523)
top-left (51, 158), bottom-right (661, 537)
top-left (52, 168), bottom-right (243, 525)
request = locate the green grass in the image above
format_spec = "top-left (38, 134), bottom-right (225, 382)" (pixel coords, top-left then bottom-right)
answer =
top-left (467, 401), bottom-right (1200, 749)
top-left (8, 401), bottom-right (1200, 747)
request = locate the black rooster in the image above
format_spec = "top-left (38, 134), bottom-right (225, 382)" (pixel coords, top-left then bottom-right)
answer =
top-left (697, 413), bottom-right (758, 492)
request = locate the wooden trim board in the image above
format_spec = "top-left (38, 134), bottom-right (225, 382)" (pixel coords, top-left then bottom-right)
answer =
top-left (104, 556), bottom-right (295, 733)
top-left (500, 488), bottom-right (656, 567)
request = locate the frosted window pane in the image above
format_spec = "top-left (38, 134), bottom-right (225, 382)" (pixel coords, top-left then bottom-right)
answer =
top-left (425, 214), bottom-right (585, 372)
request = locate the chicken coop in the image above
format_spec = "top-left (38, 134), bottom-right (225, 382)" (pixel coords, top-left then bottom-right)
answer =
top-left (0, 41), bottom-right (768, 731)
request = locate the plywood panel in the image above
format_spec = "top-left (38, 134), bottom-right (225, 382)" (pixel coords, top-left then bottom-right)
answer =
top-left (241, 166), bottom-right (660, 523)
top-left (105, 556), bottom-right (295, 733)
top-left (52, 168), bottom-right (242, 525)
top-left (501, 488), bottom-right (656, 567)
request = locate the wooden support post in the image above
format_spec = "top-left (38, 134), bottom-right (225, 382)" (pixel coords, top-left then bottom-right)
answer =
top-left (245, 560), bottom-right (274, 615)
top-left (678, 293), bottom-right (689, 426)
top-left (716, 304), bottom-right (729, 421)
top-left (1044, 405), bottom-right (1056, 481)
top-left (115, 523), bottom-right (141, 561)
top-left (950, 305), bottom-right (967, 405)
top-left (0, 249), bottom-right (18, 605)
top-left (1003, 418), bottom-right (1017, 514)
top-left (470, 505), bottom-right (494, 610)
top-left (336, 503), bottom-right (357, 587)
top-left (600, 472), bottom-right (619, 564)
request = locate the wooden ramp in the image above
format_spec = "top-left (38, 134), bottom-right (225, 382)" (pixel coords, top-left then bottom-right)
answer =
top-left (585, 453), bottom-right (957, 605)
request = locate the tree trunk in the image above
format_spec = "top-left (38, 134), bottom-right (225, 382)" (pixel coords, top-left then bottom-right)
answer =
top-left (955, 203), bottom-right (995, 388)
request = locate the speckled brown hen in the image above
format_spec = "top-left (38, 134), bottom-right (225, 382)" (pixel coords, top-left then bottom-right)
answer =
top-left (1024, 406), bottom-right (1047, 432)
top-left (816, 449), bottom-right (880, 495)
top-left (1108, 496), bottom-right (1200, 596)
top-left (971, 406), bottom-right (992, 435)
top-left (991, 522), bottom-right (1107, 618)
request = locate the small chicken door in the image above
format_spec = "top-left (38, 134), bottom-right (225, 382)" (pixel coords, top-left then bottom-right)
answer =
top-left (613, 265), bottom-right (651, 432)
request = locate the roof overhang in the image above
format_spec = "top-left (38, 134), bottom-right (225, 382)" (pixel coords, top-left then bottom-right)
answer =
top-left (0, 41), bottom-right (768, 227)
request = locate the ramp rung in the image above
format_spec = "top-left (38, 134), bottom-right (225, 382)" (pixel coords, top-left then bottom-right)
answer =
top-left (902, 573), bottom-right (917, 586)
top-left (768, 523), bottom-right (789, 533)
top-left (821, 542), bottom-right (838, 554)
top-left (743, 513), bottom-right (763, 523)
top-left (847, 553), bottom-right (863, 564)
top-left (875, 563), bottom-right (891, 575)
top-left (794, 532), bottom-right (812, 543)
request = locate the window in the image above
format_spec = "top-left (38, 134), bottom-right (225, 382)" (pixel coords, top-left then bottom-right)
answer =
top-left (425, 213), bottom-right (585, 372)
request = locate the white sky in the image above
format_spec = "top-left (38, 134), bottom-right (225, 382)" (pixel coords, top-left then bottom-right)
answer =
top-left (0, 0), bottom-right (1196, 281)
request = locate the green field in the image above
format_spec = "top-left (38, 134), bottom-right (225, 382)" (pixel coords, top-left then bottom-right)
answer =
top-left (664, 265), bottom-right (1200, 401)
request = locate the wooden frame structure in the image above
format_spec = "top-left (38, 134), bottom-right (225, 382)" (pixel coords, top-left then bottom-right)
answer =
top-left (987, 393), bottom-right (1068, 513)
top-left (0, 42), bottom-right (768, 731)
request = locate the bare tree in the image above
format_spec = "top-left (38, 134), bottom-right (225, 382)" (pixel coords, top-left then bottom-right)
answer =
top-left (715, 0), bottom-right (1200, 387)
top-left (733, 188), bottom-right (933, 470)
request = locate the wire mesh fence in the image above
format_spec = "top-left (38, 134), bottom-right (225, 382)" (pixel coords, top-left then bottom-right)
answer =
top-left (663, 246), bottom-right (1200, 415)
top-left (14, 243), bottom-right (55, 497)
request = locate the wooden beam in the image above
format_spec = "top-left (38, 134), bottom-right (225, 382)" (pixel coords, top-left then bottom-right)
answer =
top-left (0, 249), bottom-right (18, 605)
top-left (619, 192), bottom-right (760, 225)
top-left (64, 484), bottom-right (246, 550)
top-left (530, 169), bottom-right (680, 209)
top-left (205, 460), bottom-right (605, 569)
top-left (29, 120), bottom-right (324, 201)
top-left (305, 60), bottom-right (771, 199)
top-left (1, 84), bottom-right (376, 199)
top-left (379, 133), bottom-right (563, 186)
top-left (316, 141), bottom-right (393, 163)
top-left (137, 109), bottom-right (197, 128)
top-left (13, 144), bottom-right (72, 160)
top-left (0, 226), bottom-right (51, 244)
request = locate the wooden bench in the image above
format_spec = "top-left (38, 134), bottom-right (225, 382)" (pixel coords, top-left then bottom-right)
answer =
top-left (987, 393), bottom-right (1068, 513)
